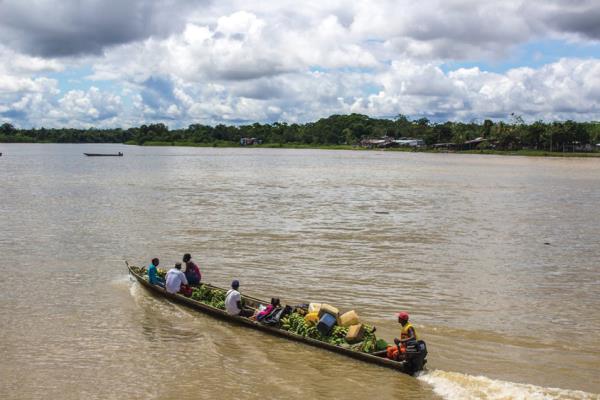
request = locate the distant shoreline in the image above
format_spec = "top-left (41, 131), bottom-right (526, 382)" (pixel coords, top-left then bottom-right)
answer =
top-left (2, 140), bottom-right (599, 158)
top-left (125, 141), bottom-right (600, 158)
top-left (3, 114), bottom-right (600, 158)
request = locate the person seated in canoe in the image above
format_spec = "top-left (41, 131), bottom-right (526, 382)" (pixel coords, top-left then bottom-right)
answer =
top-left (165, 263), bottom-right (189, 294)
top-left (182, 253), bottom-right (201, 286)
top-left (386, 311), bottom-right (419, 360)
top-left (224, 280), bottom-right (254, 318)
top-left (255, 297), bottom-right (281, 322)
top-left (147, 258), bottom-right (164, 288)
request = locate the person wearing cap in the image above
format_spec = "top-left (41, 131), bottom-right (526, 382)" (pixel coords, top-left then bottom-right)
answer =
top-left (165, 262), bottom-right (188, 294)
top-left (387, 311), bottom-right (419, 360)
top-left (224, 280), bottom-right (254, 317)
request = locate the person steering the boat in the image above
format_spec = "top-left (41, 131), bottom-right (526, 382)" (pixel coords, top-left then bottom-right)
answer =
top-left (147, 258), bottom-right (164, 288)
top-left (225, 280), bottom-right (254, 317)
top-left (387, 311), bottom-right (419, 360)
top-left (182, 253), bottom-right (201, 286)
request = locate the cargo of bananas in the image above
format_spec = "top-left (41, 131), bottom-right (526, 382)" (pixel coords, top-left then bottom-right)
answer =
top-left (133, 266), bottom-right (142, 273)
top-left (326, 325), bottom-right (349, 345)
top-left (281, 313), bottom-right (305, 333)
top-left (359, 324), bottom-right (377, 353)
top-left (281, 313), bottom-right (367, 347)
top-left (191, 286), bottom-right (226, 310)
top-left (271, 311), bottom-right (381, 353)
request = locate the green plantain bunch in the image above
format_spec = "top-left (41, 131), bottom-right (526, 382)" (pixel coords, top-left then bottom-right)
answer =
top-left (191, 286), bottom-right (226, 310)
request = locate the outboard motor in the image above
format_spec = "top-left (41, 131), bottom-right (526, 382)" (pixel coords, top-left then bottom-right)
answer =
top-left (404, 340), bottom-right (428, 375)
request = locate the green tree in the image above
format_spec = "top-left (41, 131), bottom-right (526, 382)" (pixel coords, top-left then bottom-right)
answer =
top-left (1, 122), bottom-right (16, 136)
top-left (483, 119), bottom-right (493, 138)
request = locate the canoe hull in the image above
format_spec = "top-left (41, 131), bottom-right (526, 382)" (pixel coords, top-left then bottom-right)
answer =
top-left (127, 264), bottom-right (422, 375)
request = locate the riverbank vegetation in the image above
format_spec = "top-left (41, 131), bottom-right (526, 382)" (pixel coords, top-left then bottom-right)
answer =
top-left (2, 114), bottom-right (600, 155)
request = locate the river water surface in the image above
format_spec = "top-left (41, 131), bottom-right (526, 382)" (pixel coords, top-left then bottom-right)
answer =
top-left (1, 144), bottom-right (599, 400)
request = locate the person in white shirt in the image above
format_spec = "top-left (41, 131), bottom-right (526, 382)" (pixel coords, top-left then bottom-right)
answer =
top-left (165, 263), bottom-right (188, 294)
top-left (224, 280), bottom-right (254, 317)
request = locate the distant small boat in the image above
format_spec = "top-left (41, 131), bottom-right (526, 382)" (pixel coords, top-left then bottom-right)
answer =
top-left (84, 152), bottom-right (123, 157)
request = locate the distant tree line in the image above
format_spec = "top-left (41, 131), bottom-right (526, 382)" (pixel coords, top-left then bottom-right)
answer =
top-left (2, 113), bottom-right (600, 151)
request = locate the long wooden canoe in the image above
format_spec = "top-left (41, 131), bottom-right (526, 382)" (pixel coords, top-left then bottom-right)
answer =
top-left (84, 152), bottom-right (123, 156)
top-left (126, 262), bottom-right (427, 375)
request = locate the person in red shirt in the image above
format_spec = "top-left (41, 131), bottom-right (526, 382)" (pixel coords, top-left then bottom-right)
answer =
top-left (182, 253), bottom-right (201, 285)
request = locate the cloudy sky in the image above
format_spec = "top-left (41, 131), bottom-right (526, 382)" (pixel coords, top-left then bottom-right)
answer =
top-left (1, 0), bottom-right (600, 128)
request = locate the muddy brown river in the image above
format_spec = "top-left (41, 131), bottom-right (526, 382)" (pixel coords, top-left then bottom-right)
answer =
top-left (1, 144), bottom-right (599, 399)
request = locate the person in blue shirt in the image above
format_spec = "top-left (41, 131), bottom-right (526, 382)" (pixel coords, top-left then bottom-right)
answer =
top-left (147, 258), bottom-right (165, 288)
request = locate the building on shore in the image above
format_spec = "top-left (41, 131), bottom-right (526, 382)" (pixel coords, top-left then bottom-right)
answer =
top-left (394, 138), bottom-right (425, 147)
top-left (463, 137), bottom-right (488, 150)
top-left (433, 137), bottom-right (491, 151)
top-left (359, 136), bottom-right (396, 148)
top-left (240, 137), bottom-right (262, 145)
top-left (359, 136), bottom-right (425, 148)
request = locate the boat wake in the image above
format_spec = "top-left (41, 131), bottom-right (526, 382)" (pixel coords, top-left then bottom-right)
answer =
top-left (127, 279), bottom-right (200, 320)
top-left (111, 274), bottom-right (133, 286)
top-left (129, 279), bottom-right (141, 298)
top-left (417, 370), bottom-right (598, 400)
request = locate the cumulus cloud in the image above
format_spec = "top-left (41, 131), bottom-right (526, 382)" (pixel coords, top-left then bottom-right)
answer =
top-left (55, 87), bottom-right (122, 124)
top-left (0, 45), bottom-right (64, 76)
top-left (528, 0), bottom-right (600, 40)
top-left (0, 45), bottom-right (123, 127)
top-left (350, 1), bottom-right (532, 61)
top-left (1, 1), bottom-right (600, 127)
top-left (90, 10), bottom-right (377, 85)
top-left (348, 58), bottom-right (600, 121)
top-left (0, 0), bottom-right (203, 57)
top-left (1, 0), bottom-right (598, 60)
top-left (0, 45), bottom-right (61, 123)
top-left (0, 79), bottom-right (59, 124)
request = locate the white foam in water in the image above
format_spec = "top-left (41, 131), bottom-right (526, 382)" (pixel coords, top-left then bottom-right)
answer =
top-left (127, 279), bottom-right (194, 319)
top-left (418, 370), bottom-right (598, 400)
top-left (129, 280), bottom-right (140, 297)
top-left (112, 274), bottom-right (134, 286)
